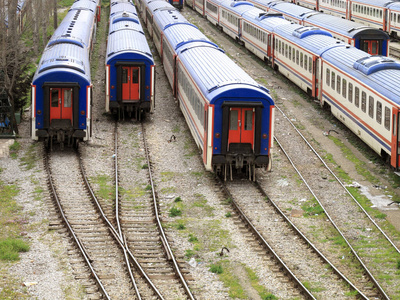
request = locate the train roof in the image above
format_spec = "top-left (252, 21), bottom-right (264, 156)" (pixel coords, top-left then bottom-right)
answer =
top-left (33, 43), bottom-right (91, 83)
top-left (106, 24), bottom-right (153, 63)
top-left (110, 1), bottom-right (137, 16)
top-left (164, 23), bottom-right (219, 52)
top-left (304, 13), bottom-right (390, 39)
top-left (242, 8), bottom-right (291, 31)
top-left (178, 47), bottom-right (272, 103)
top-left (153, 8), bottom-right (190, 30)
top-left (70, 0), bottom-right (99, 12)
top-left (47, 9), bottom-right (95, 49)
top-left (274, 23), bottom-right (346, 55)
top-left (220, 0), bottom-right (255, 15)
top-left (146, 0), bottom-right (176, 13)
top-left (248, 0), bottom-right (284, 8)
top-left (322, 47), bottom-right (400, 102)
top-left (110, 11), bottom-right (140, 24)
top-left (268, 1), bottom-right (314, 19)
top-left (108, 17), bottom-right (142, 33)
top-left (388, 2), bottom-right (400, 11)
top-left (350, 0), bottom-right (394, 6)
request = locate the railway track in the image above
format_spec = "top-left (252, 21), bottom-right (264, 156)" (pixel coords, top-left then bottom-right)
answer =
top-left (44, 148), bottom-right (137, 299)
top-left (259, 104), bottom-right (400, 298)
top-left (114, 121), bottom-right (195, 299)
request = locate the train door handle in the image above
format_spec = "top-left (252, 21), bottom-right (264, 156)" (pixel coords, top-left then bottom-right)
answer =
top-left (239, 120), bottom-right (241, 128)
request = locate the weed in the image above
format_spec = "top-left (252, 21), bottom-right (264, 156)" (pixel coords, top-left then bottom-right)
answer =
top-left (142, 164), bottom-right (148, 169)
top-left (188, 234), bottom-right (198, 243)
top-left (185, 249), bottom-right (195, 259)
top-left (210, 264), bottom-right (223, 274)
top-left (225, 212), bottom-right (232, 218)
top-left (177, 223), bottom-right (185, 230)
top-left (0, 238), bottom-right (30, 261)
top-left (9, 141), bottom-right (21, 159)
top-left (169, 207), bottom-right (182, 217)
top-left (174, 196), bottom-right (182, 202)
top-left (145, 185), bottom-right (152, 190)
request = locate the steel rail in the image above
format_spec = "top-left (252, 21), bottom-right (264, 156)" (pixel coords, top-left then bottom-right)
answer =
top-left (217, 176), bottom-right (317, 300)
top-left (274, 105), bottom-right (391, 299)
top-left (141, 123), bottom-right (195, 300)
top-left (44, 149), bottom-right (111, 300)
top-left (79, 147), bottom-right (165, 299)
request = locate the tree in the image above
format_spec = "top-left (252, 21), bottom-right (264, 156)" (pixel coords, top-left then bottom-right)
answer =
top-left (0, 0), bottom-right (54, 135)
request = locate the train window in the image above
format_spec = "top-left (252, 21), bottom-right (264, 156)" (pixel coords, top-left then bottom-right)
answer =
top-left (51, 89), bottom-right (59, 107)
top-left (289, 46), bottom-right (292, 60)
top-left (285, 44), bottom-right (288, 58)
top-left (292, 48), bottom-right (295, 62)
top-left (309, 57), bottom-right (312, 73)
top-left (132, 69), bottom-right (139, 84)
top-left (230, 110), bottom-right (238, 130)
top-left (368, 96), bottom-right (374, 118)
top-left (331, 71), bottom-right (335, 90)
top-left (355, 87), bottom-right (360, 107)
top-left (377, 102), bottom-right (382, 124)
top-left (122, 69), bottom-right (128, 84)
top-left (64, 89), bottom-right (72, 108)
top-left (300, 52), bottom-right (303, 68)
top-left (342, 79), bottom-right (346, 98)
top-left (336, 75), bottom-right (341, 94)
top-left (398, 14), bottom-right (400, 24)
top-left (326, 69), bottom-right (330, 86)
top-left (361, 92), bottom-right (367, 112)
top-left (279, 40), bottom-right (282, 54)
top-left (348, 83), bottom-right (353, 103)
top-left (296, 50), bottom-right (299, 65)
top-left (245, 110), bottom-right (253, 130)
top-left (380, 10), bottom-right (383, 19)
top-left (303, 54), bottom-right (307, 70)
top-left (385, 107), bottom-right (390, 130)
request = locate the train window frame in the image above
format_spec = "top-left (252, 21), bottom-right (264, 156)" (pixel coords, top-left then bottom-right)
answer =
top-left (331, 71), bottom-right (335, 90)
top-left (348, 83), bottom-right (353, 103)
top-left (300, 52), bottom-right (303, 68)
top-left (292, 48), bottom-right (295, 62)
top-left (385, 107), bottom-right (390, 130)
top-left (303, 54), bottom-right (308, 71)
top-left (368, 96), bottom-right (374, 118)
top-left (336, 75), bottom-right (341, 94)
top-left (309, 57), bottom-right (312, 73)
top-left (355, 87), bottom-right (360, 107)
top-left (326, 69), bottom-right (330, 86)
top-left (289, 46), bottom-right (292, 60)
top-left (296, 50), bottom-right (299, 65)
top-left (376, 101), bottom-right (382, 124)
top-left (285, 43), bottom-right (288, 58)
top-left (342, 78), bottom-right (346, 98)
top-left (361, 91), bottom-right (367, 113)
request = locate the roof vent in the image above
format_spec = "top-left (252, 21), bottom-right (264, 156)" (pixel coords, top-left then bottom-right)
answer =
top-left (353, 55), bottom-right (400, 75)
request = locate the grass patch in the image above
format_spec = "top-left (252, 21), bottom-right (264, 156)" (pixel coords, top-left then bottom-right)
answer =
top-left (20, 143), bottom-right (38, 170)
top-left (0, 238), bottom-right (30, 261)
top-left (245, 266), bottom-right (278, 300)
top-left (169, 207), bottom-right (182, 217)
top-left (90, 174), bottom-right (114, 201)
top-left (9, 141), bottom-right (21, 159)
top-left (301, 199), bottom-right (324, 217)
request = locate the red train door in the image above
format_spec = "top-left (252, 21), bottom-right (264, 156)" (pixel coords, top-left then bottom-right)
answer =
top-left (363, 40), bottom-right (380, 55)
top-left (391, 109), bottom-right (400, 170)
top-left (228, 107), bottom-right (255, 149)
top-left (50, 88), bottom-right (73, 122)
top-left (122, 66), bottom-right (140, 101)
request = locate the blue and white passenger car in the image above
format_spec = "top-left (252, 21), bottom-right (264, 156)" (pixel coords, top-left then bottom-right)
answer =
top-left (105, 0), bottom-right (155, 119)
top-left (31, 0), bottom-right (100, 148)
top-left (320, 47), bottom-right (400, 168)
top-left (148, 7), bottom-right (275, 178)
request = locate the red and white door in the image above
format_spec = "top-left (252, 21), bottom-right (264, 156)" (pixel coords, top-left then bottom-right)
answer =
top-left (228, 107), bottom-right (255, 149)
top-left (122, 66), bottom-right (140, 101)
top-left (50, 88), bottom-right (73, 122)
top-left (363, 40), bottom-right (380, 55)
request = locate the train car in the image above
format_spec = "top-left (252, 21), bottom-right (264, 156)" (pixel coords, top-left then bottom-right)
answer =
top-left (320, 47), bottom-right (400, 169)
top-left (349, 0), bottom-right (389, 31)
top-left (388, 2), bottom-right (400, 38)
top-left (199, 0), bottom-right (400, 170)
top-left (152, 7), bottom-right (190, 60)
top-left (105, 1), bottom-right (155, 119)
top-left (204, 0), bottom-right (225, 26)
top-left (246, 0), bottom-right (390, 56)
top-left (142, 0), bottom-right (176, 35)
top-left (70, 0), bottom-right (102, 23)
top-left (218, 0), bottom-right (255, 40)
top-left (31, 0), bottom-right (99, 148)
top-left (241, 8), bottom-right (289, 63)
top-left (152, 8), bottom-right (275, 178)
top-left (318, 0), bottom-right (347, 18)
